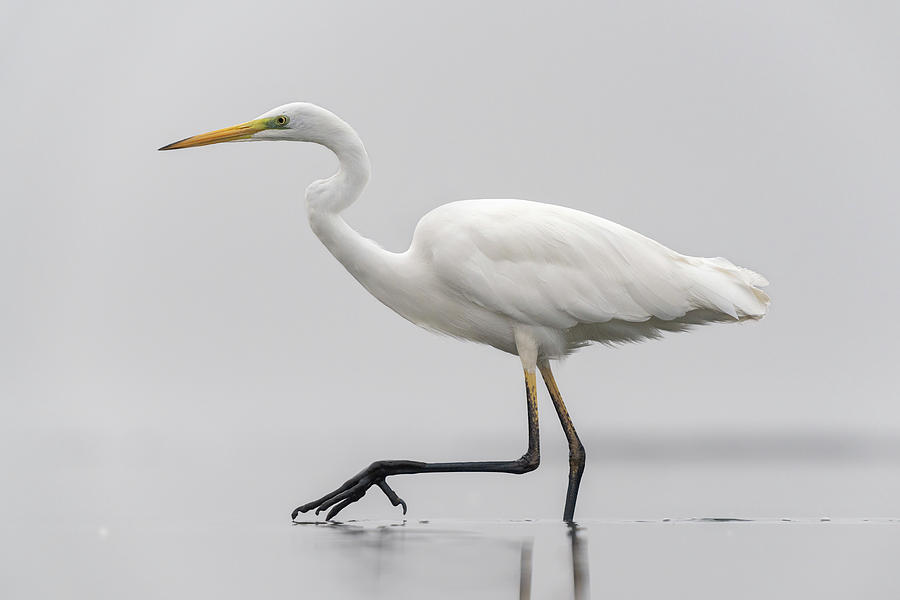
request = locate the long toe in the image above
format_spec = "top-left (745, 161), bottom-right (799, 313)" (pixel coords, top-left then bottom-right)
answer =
top-left (315, 488), bottom-right (360, 515)
top-left (293, 463), bottom-right (410, 521)
top-left (325, 497), bottom-right (359, 521)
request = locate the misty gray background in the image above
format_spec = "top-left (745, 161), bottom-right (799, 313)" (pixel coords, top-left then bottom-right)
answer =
top-left (2, 1), bottom-right (899, 597)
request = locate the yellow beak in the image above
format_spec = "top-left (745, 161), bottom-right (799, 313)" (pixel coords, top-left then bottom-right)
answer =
top-left (159, 118), bottom-right (269, 151)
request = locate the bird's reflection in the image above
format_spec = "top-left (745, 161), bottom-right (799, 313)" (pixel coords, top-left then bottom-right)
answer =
top-left (293, 519), bottom-right (590, 599)
top-left (519, 538), bottom-right (533, 600)
top-left (516, 525), bottom-right (589, 599)
top-left (568, 523), bottom-right (590, 600)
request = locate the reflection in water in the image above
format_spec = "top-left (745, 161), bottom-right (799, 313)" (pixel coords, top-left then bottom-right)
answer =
top-left (289, 518), bottom-right (900, 598)
top-left (509, 523), bottom-right (590, 599)
top-left (569, 523), bottom-right (590, 600)
top-left (519, 538), bottom-right (533, 600)
top-left (293, 519), bottom-right (591, 599)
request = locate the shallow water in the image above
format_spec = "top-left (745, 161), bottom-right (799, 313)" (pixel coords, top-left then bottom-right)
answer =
top-left (6, 517), bottom-right (899, 598)
top-left (4, 431), bottom-right (900, 598)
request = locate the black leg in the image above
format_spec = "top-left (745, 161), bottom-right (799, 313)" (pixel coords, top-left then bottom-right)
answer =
top-left (538, 361), bottom-right (585, 522)
top-left (292, 369), bottom-right (541, 521)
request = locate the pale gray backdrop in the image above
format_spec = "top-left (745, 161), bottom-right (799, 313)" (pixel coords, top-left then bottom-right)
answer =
top-left (2, 1), bottom-right (899, 597)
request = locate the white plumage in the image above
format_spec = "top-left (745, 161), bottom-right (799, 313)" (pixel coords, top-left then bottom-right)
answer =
top-left (406, 198), bottom-right (769, 357)
top-left (162, 102), bottom-right (769, 361)
top-left (161, 101), bottom-right (770, 521)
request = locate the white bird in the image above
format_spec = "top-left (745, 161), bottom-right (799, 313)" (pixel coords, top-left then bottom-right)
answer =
top-left (160, 102), bottom-right (769, 522)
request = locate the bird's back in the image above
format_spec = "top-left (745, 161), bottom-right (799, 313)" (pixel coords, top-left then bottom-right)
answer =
top-left (409, 199), bottom-right (768, 354)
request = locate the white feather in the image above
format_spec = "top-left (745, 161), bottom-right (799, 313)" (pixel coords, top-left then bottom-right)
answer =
top-left (404, 199), bottom-right (769, 355)
top-left (169, 102), bottom-right (770, 362)
top-left (164, 101), bottom-right (773, 522)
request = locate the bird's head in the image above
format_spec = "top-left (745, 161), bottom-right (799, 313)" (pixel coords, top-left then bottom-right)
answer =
top-left (159, 102), bottom-right (344, 151)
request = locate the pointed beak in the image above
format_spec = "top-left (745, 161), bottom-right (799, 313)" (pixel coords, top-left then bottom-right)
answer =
top-left (158, 118), bottom-right (269, 151)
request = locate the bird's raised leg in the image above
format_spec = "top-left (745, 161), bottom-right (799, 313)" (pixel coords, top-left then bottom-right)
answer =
top-left (292, 368), bottom-right (541, 521)
top-left (538, 360), bottom-right (586, 522)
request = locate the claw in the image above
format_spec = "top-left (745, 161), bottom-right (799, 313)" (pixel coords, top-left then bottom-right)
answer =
top-left (376, 480), bottom-right (408, 515)
top-left (294, 464), bottom-right (411, 521)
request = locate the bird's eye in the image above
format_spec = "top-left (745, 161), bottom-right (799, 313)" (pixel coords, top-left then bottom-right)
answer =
top-left (275, 115), bottom-right (289, 127)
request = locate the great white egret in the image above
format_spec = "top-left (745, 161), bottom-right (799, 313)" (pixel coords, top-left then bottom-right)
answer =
top-left (160, 102), bottom-right (769, 522)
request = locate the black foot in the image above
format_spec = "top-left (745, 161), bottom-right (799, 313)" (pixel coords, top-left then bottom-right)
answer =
top-left (291, 462), bottom-right (408, 521)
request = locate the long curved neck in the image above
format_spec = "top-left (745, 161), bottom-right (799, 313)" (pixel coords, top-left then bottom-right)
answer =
top-left (306, 121), bottom-right (371, 216)
top-left (305, 117), bottom-right (400, 298)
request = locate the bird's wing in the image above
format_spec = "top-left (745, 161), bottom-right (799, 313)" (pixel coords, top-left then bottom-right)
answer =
top-left (417, 199), bottom-right (764, 329)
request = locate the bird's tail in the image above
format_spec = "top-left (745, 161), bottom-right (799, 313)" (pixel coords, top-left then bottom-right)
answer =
top-left (685, 256), bottom-right (770, 320)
